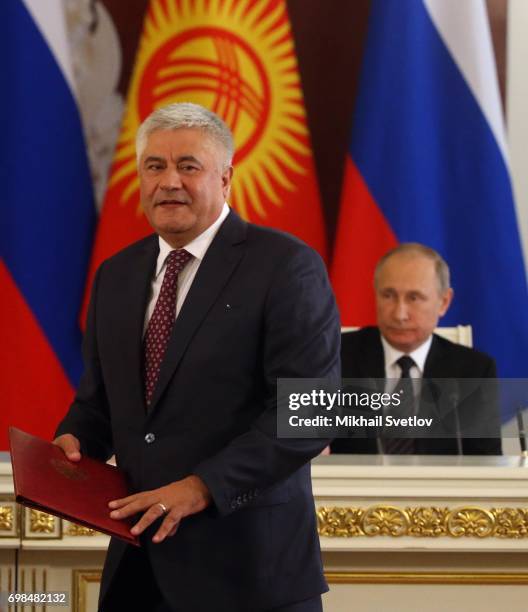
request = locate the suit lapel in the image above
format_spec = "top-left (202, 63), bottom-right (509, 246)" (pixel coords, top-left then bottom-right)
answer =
top-left (355, 329), bottom-right (385, 392)
top-left (423, 334), bottom-right (444, 378)
top-left (343, 329), bottom-right (385, 396)
top-left (147, 211), bottom-right (246, 412)
top-left (363, 329), bottom-right (385, 380)
top-left (421, 335), bottom-right (451, 420)
top-left (117, 236), bottom-right (159, 420)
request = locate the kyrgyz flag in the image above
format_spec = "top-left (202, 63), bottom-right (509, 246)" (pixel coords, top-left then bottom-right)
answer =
top-left (87, 0), bottom-right (326, 295)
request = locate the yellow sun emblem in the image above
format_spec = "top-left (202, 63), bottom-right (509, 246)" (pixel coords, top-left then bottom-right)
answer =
top-left (109, 0), bottom-right (311, 221)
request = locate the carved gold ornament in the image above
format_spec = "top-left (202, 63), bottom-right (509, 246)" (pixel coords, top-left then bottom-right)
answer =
top-left (447, 507), bottom-right (494, 538)
top-left (67, 523), bottom-right (99, 537)
top-left (29, 510), bottom-right (56, 534)
top-left (315, 507), bottom-right (364, 537)
top-left (362, 506), bottom-right (408, 537)
top-left (0, 505), bottom-right (14, 531)
top-left (317, 506), bottom-right (528, 538)
top-left (494, 507), bottom-right (528, 538)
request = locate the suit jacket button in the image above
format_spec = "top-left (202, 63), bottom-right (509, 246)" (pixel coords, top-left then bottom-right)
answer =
top-left (144, 433), bottom-right (155, 444)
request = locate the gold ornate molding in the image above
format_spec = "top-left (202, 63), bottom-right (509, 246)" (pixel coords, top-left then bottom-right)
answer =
top-left (22, 508), bottom-right (62, 539)
top-left (72, 570), bottom-right (102, 612)
top-left (0, 497), bottom-right (19, 538)
top-left (325, 571), bottom-right (528, 585)
top-left (0, 506), bottom-right (14, 531)
top-left (29, 509), bottom-right (56, 534)
top-left (317, 506), bottom-right (528, 538)
top-left (66, 523), bottom-right (99, 537)
top-left (14, 506), bottom-right (107, 540)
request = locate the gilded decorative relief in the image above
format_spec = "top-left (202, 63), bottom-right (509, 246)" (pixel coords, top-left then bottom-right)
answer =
top-left (67, 523), bottom-right (99, 537)
top-left (315, 507), bottom-right (363, 537)
top-left (317, 506), bottom-right (528, 539)
top-left (0, 506), bottom-right (13, 531)
top-left (29, 510), bottom-right (56, 534)
top-left (362, 506), bottom-right (408, 537)
top-left (23, 508), bottom-right (61, 539)
top-left (0, 499), bottom-right (19, 538)
top-left (447, 507), bottom-right (494, 538)
top-left (494, 507), bottom-right (528, 538)
top-left (407, 506), bottom-right (449, 537)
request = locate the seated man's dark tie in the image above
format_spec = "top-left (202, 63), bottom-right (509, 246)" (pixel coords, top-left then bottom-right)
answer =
top-left (384, 355), bottom-right (416, 454)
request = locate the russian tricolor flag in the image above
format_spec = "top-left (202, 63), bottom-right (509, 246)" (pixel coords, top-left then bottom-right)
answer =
top-left (0, 0), bottom-right (96, 448)
top-left (331, 0), bottom-right (528, 422)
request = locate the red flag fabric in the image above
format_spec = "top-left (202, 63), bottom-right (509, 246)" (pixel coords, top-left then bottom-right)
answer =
top-left (331, 157), bottom-right (396, 326)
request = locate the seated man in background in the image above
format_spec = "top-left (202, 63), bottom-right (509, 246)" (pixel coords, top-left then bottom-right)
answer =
top-left (331, 243), bottom-right (502, 455)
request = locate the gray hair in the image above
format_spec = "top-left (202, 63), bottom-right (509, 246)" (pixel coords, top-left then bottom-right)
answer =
top-left (136, 102), bottom-right (235, 168)
top-left (374, 242), bottom-right (451, 293)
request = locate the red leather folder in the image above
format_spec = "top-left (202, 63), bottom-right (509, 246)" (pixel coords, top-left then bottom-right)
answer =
top-left (9, 427), bottom-right (139, 546)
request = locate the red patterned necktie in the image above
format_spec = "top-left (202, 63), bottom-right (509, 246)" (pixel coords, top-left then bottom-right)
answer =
top-left (143, 249), bottom-right (193, 406)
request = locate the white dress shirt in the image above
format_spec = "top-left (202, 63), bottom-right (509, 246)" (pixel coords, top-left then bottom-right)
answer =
top-left (143, 203), bottom-right (230, 335)
top-left (381, 334), bottom-right (433, 401)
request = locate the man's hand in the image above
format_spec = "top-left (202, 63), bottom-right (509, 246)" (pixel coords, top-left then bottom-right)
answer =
top-left (108, 475), bottom-right (212, 543)
top-left (52, 434), bottom-right (82, 462)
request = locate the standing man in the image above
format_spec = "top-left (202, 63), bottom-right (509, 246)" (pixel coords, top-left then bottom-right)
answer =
top-left (54, 103), bottom-right (340, 611)
top-left (332, 243), bottom-right (501, 455)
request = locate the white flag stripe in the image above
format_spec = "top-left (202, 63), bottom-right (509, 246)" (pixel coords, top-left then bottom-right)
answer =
top-left (21, 0), bottom-right (77, 99)
top-left (423, 0), bottom-right (508, 163)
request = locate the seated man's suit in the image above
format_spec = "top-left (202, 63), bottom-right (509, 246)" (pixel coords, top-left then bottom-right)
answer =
top-left (331, 327), bottom-right (502, 455)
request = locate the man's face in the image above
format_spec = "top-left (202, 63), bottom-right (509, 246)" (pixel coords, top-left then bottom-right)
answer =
top-left (139, 128), bottom-right (232, 247)
top-left (375, 253), bottom-right (453, 353)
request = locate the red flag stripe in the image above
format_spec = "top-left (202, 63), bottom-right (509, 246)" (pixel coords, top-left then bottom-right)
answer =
top-left (0, 262), bottom-right (74, 448)
top-left (331, 157), bottom-right (397, 326)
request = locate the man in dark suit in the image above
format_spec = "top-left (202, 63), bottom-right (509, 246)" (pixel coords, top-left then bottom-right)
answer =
top-left (331, 243), bottom-right (501, 455)
top-left (53, 103), bottom-right (340, 611)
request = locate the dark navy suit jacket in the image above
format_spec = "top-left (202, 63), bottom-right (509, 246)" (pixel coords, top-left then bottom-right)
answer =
top-left (331, 327), bottom-right (502, 455)
top-left (56, 211), bottom-right (341, 611)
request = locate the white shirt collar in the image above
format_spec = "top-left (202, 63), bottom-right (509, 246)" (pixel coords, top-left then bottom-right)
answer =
top-left (381, 334), bottom-right (433, 375)
top-left (155, 203), bottom-right (230, 277)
